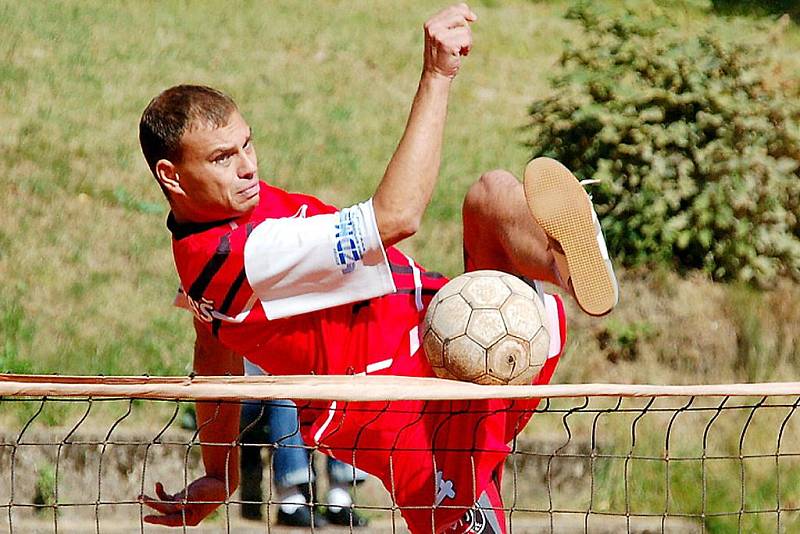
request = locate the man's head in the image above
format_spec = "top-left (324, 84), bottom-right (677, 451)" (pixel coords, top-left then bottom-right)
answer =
top-left (139, 85), bottom-right (260, 223)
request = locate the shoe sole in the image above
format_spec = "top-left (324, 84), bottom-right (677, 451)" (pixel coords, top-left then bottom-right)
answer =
top-left (523, 158), bottom-right (618, 317)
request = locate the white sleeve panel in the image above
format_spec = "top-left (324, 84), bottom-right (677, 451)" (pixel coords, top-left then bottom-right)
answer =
top-left (244, 199), bottom-right (396, 320)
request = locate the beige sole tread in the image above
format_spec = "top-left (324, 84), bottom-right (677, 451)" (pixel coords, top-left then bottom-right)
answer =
top-left (523, 158), bottom-right (616, 316)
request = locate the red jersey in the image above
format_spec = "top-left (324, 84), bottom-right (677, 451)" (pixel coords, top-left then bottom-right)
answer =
top-left (169, 181), bottom-right (567, 533)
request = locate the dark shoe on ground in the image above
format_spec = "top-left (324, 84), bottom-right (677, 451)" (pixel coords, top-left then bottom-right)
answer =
top-left (240, 502), bottom-right (263, 521)
top-left (325, 506), bottom-right (370, 527)
top-left (277, 506), bottom-right (329, 528)
top-left (523, 157), bottom-right (619, 317)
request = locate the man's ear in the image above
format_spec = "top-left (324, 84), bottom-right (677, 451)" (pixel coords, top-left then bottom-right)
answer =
top-left (155, 159), bottom-right (185, 197)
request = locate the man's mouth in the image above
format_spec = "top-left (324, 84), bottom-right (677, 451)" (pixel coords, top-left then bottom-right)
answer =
top-left (240, 182), bottom-right (259, 198)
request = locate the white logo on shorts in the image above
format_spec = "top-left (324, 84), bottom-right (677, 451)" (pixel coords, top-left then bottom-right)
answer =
top-left (435, 470), bottom-right (456, 505)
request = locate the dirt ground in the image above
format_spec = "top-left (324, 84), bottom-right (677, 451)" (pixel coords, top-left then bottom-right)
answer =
top-left (2, 515), bottom-right (700, 534)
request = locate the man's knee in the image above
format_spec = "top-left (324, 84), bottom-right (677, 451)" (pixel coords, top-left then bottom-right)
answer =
top-left (464, 169), bottom-right (519, 216)
top-left (479, 169), bottom-right (518, 188)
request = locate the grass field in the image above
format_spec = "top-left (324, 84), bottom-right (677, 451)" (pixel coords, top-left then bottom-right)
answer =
top-left (2, 0), bottom-right (579, 376)
top-left (2, 0), bottom-right (799, 379)
top-left (2, 1), bottom-right (800, 532)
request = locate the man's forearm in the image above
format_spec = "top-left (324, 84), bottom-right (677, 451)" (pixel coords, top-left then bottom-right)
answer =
top-left (373, 73), bottom-right (452, 247)
top-left (196, 400), bottom-right (240, 494)
top-left (192, 320), bottom-right (244, 494)
top-left (371, 4), bottom-right (475, 247)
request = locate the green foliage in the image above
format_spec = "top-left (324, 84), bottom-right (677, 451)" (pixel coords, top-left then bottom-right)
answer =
top-left (33, 463), bottom-right (57, 511)
top-left (595, 319), bottom-right (655, 363)
top-left (711, 0), bottom-right (800, 19)
top-left (527, 3), bottom-right (800, 285)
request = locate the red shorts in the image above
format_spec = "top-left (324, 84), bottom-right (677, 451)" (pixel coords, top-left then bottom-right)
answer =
top-left (300, 294), bottom-right (566, 533)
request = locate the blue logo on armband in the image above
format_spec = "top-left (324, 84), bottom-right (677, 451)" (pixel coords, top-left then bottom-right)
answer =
top-left (334, 208), bottom-right (367, 274)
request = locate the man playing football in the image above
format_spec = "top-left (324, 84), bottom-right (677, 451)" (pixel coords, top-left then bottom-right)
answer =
top-left (137, 4), bottom-right (617, 532)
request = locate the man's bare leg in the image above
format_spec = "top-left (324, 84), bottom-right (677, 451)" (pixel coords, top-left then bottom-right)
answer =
top-left (463, 163), bottom-right (618, 316)
top-left (462, 169), bottom-right (559, 285)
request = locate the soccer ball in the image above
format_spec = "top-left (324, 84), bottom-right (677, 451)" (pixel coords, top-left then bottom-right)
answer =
top-left (422, 270), bottom-right (550, 385)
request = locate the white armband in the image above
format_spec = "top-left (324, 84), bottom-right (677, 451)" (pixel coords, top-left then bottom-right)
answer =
top-left (244, 199), bottom-right (396, 319)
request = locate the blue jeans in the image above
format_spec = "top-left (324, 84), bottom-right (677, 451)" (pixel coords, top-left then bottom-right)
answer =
top-left (240, 399), bottom-right (367, 490)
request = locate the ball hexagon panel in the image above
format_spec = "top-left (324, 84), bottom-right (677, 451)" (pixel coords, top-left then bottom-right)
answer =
top-left (435, 366), bottom-right (457, 380)
top-left (500, 294), bottom-right (546, 342)
top-left (422, 328), bottom-right (445, 368)
top-left (434, 274), bottom-right (471, 301)
top-left (460, 276), bottom-right (511, 309)
top-left (530, 327), bottom-right (550, 367)
top-left (486, 336), bottom-right (531, 384)
top-left (474, 373), bottom-right (507, 386)
top-left (466, 309), bottom-right (507, 348)
top-left (430, 294), bottom-right (471, 340)
top-left (530, 290), bottom-right (548, 326)
top-left (423, 296), bottom-right (439, 328)
top-left (510, 362), bottom-right (541, 386)
top-left (500, 274), bottom-right (535, 300)
top-left (444, 335), bottom-right (487, 381)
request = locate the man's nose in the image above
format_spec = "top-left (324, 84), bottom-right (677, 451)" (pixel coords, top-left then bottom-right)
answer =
top-left (238, 150), bottom-right (257, 177)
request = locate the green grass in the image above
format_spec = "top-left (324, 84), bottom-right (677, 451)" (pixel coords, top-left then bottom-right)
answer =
top-left (2, 0), bottom-right (797, 376)
top-left (0, 0), bottom-right (586, 375)
top-left (2, 1), bottom-right (800, 532)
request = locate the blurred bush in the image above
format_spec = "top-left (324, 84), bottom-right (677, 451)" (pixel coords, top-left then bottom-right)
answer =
top-left (711, 0), bottom-right (799, 19)
top-left (527, 4), bottom-right (800, 285)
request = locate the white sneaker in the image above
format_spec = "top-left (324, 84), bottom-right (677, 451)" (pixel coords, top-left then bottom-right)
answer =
top-left (523, 157), bottom-right (619, 317)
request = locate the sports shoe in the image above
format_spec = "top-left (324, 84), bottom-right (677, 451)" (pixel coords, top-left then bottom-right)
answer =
top-left (240, 502), bottom-right (262, 521)
top-left (276, 505), bottom-right (328, 528)
top-left (523, 157), bottom-right (618, 317)
top-left (325, 506), bottom-right (370, 527)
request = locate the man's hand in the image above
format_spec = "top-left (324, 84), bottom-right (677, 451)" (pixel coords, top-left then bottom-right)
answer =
top-left (423, 3), bottom-right (478, 80)
top-left (140, 478), bottom-right (228, 526)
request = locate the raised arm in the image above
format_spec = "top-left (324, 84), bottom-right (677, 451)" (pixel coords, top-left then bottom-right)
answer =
top-left (140, 319), bottom-right (243, 527)
top-left (372, 3), bottom-right (477, 247)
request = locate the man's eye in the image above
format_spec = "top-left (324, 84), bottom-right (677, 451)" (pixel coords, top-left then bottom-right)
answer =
top-left (214, 154), bottom-right (232, 164)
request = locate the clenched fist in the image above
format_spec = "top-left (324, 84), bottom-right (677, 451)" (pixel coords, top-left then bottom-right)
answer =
top-left (423, 3), bottom-right (478, 80)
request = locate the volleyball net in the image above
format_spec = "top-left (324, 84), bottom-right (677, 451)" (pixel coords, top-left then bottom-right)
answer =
top-left (3, 375), bottom-right (800, 533)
